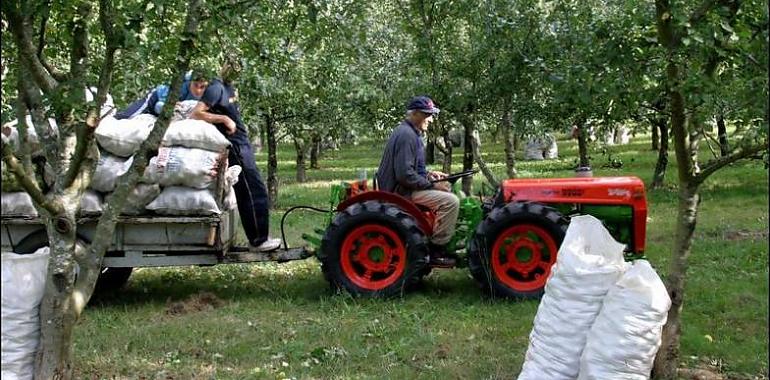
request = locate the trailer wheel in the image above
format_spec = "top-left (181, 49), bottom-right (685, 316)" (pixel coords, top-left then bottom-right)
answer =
top-left (14, 230), bottom-right (133, 294)
top-left (319, 200), bottom-right (429, 298)
top-left (468, 202), bottom-right (567, 299)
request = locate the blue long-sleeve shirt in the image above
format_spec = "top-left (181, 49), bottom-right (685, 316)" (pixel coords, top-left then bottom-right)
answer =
top-left (376, 120), bottom-right (433, 196)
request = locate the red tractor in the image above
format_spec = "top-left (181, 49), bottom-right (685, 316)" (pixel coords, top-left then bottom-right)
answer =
top-left (306, 172), bottom-right (647, 299)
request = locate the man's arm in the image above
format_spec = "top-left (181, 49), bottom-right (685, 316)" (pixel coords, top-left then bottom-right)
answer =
top-left (190, 101), bottom-right (236, 134)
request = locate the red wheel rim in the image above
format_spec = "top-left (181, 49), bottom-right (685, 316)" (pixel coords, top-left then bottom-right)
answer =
top-left (340, 224), bottom-right (407, 290)
top-left (491, 224), bottom-right (558, 292)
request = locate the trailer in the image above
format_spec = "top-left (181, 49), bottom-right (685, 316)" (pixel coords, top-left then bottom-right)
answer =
top-left (0, 208), bottom-right (312, 292)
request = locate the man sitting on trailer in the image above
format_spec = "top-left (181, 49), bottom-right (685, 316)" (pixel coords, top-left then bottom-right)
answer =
top-left (375, 96), bottom-right (460, 267)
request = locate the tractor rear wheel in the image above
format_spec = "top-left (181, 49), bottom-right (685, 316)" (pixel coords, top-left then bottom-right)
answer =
top-left (468, 202), bottom-right (567, 299)
top-left (319, 200), bottom-right (429, 297)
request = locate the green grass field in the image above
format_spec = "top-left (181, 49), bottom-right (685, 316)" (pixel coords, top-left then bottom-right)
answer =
top-left (74, 134), bottom-right (768, 380)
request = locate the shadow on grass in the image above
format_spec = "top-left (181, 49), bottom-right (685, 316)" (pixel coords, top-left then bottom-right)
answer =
top-left (88, 264), bottom-right (539, 310)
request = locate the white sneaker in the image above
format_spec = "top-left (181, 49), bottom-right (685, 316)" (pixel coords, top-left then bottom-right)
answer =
top-left (251, 238), bottom-right (281, 252)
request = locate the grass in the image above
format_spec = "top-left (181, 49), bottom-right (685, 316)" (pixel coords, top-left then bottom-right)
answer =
top-left (73, 133), bottom-right (768, 379)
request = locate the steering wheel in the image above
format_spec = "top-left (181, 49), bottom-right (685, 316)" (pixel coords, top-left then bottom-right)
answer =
top-left (430, 169), bottom-right (479, 184)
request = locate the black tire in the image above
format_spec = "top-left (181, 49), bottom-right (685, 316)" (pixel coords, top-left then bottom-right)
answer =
top-left (468, 202), bottom-right (567, 299)
top-left (14, 230), bottom-right (133, 293)
top-left (319, 200), bottom-right (429, 298)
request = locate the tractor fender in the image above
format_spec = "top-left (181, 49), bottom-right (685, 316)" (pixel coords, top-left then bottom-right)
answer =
top-left (336, 191), bottom-right (433, 235)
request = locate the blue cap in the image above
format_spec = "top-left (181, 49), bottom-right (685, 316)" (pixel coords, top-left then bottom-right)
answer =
top-left (406, 96), bottom-right (440, 115)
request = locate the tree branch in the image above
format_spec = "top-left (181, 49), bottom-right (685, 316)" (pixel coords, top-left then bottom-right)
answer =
top-left (1, 141), bottom-right (61, 215)
top-left (34, 0), bottom-right (67, 82)
top-left (62, 0), bottom-right (124, 190)
top-left (694, 144), bottom-right (767, 185)
top-left (87, 0), bottom-right (202, 266)
top-left (1, 0), bottom-right (58, 93)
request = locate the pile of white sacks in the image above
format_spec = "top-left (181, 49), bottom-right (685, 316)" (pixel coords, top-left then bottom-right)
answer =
top-left (524, 133), bottom-right (558, 161)
top-left (518, 215), bottom-right (671, 380)
top-left (1, 97), bottom-right (240, 218)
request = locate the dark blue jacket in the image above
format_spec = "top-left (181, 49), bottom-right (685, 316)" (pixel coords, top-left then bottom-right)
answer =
top-left (376, 120), bottom-right (433, 196)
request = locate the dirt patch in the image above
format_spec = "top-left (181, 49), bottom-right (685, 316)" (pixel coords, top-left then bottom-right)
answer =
top-left (679, 367), bottom-right (726, 380)
top-left (165, 292), bottom-right (224, 316)
top-left (723, 229), bottom-right (768, 241)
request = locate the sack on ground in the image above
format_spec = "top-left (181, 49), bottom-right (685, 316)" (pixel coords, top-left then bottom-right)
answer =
top-left (578, 260), bottom-right (671, 380)
top-left (143, 147), bottom-right (223, 189)
top-left (79, 190), bottom-right (103, 214)
top-left (543, 134), bottom-right (558, 159)
top-left (1, 192), bottom-right (38, 217)
top-left (162, 119), bottom-right (231, 152)
top-left (91, 152), bottom-right (133, 193)
top-left (524, 138), bottom-right (544, 160)
top-left (518, 215), bottom-right (629, 380)
top-left (145, 186), bottom-right (221, 215)
top-left (95, 114), bottom-right (156, 157)
top-left (1, 248), bottom-right (50, 380)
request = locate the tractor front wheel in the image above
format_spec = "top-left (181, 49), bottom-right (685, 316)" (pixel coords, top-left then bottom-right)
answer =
top-left (319, 200), bottom-right (429, 297)
top-left (468, 202), bottom-right (567, 299)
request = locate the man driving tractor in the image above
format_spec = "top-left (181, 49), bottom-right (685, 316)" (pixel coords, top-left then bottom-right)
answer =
top-left (375, 96), bottom-right (460, 267)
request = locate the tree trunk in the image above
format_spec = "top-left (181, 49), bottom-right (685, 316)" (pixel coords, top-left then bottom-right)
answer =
top-left (652, 122), bottom-right (660, 150)
top-left (716, 113), bottom-right (729, 156)
top-left (653, 184), bottom-right (700, 378)
top-left (461, 115), bottom-right (474, 195)
top-left (426, 138), bottom-right (436, 165)
top-left (442, 130), bottom-right (452, 174)
top-left (471, 134), bottom-right (498, 188)
top-left (651, 119), bottom-right (669, 189)
top-left (502, 108), bottom-right (517, 179)
top-left (293, 136), bottom-right (307, 183)
top-left (310, 133), bottom-right (321, 169)
top-left (576, 120), bottom-right (590, 168)
top-left (265, 113), bottom-right (278, 208)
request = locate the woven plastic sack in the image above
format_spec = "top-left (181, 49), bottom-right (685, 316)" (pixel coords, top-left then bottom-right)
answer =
top-left (1, 193), bottom-right (38, 217)
top-left (95, 114), bottom-right (156, 157)
top-left (170, 100), bottom-right (201, 122)
top-left (524, 138), bottom-right (544, 160)
top-left (79, 190), bottom-right (103, 215)
top-left (518, 215), bottom-right (629, 380)
top-left (121, 184), bottom-right (162, 215)
top-left (222, 165), bottom-right (242, 210)
top-left (1, 248), bottom-right (50, 380)
top-left (162, 119), bottom-right (230, 152)
top-left (143, 147), bottom-right (223, 189)
top-left (91, 152), bottom-right (133, 192)
top-left (578, 260), bottom-right (671, 380)
top-left (146, 186), bottom-right (221, 215)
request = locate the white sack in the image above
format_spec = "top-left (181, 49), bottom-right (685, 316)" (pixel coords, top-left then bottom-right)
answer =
top-left (1, 193), bottom-right (38, 217)
top-left (524, 138), bottom-right (544, 161)
top-left (95, 114), bottom-right (156, 157)
top-left (543, 134), bottom-right (559, 159)
top-left (518, 215), bottom-right (629, 380)
top-left (1, 248), bottom-right (50, 380)
top-left (85, 86), bottom-right (116, 118)
top-left (171, 100), bottom-right (200, 122)
top-left (614, 126), bottom-right (630, 145)
top-left (120, 184), bottom-right (162, 215)
top-left (91, 153), bottom-right (133, 192)
top-left (79, 190), bottom-right (103, 214)
top-left (146, 186), bottom-right (221, 215)
top-left (143, 147), bottom-right (223, 189)
top-left (578, 260), bottom-right (671, 380)
top-left (222, 165), bottom-right (242, 211)
top-left (162, 119), bottom-right (230, 152)
top-left (2, 116), bottom-right (58, 155)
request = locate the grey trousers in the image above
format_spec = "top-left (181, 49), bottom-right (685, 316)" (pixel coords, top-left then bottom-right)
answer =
top-left (412, 189), bottom-right (460, 245)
